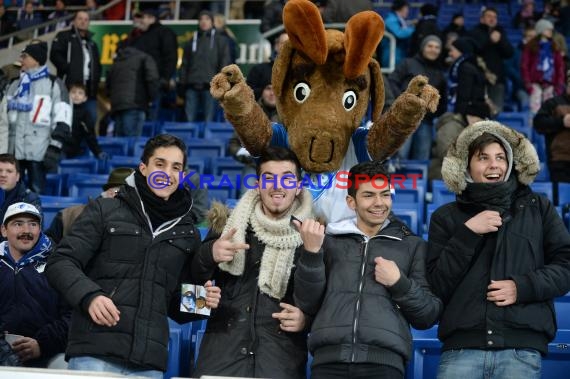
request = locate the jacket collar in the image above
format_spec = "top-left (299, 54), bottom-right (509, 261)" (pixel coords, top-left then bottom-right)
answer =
top-left (0, 232), bottom-right (52, 269)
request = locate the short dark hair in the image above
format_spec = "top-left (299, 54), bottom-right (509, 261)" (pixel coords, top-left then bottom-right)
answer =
top-left (347, 160), bottom-right (390, 198)
top-left (467, 132), bottom-right (507, 164)
top-left (0, 154), bottom-right (20, 173)
top-left (255, 146), bottom-right (302, 179)
top-left (140, 134), bottom-right (187, 168)
top-left (68, 82), bottom-right (86, 92)
top-left (481, 6), bottom-right (498, 16)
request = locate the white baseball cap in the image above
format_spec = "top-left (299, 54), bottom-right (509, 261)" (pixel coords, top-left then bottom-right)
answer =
top-left (3, 202), bottom-right (42, 225)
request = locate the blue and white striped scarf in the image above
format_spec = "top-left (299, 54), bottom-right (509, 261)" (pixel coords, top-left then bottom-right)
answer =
top-left (7, 65), bottom-right (49, 113)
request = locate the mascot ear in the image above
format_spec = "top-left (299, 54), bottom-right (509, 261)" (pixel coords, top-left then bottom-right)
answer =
top-left (369, 58), bottom-right (385, 122)
top-left (283, 0), bottom-right (327, 65)
top-left (344, 11), bottom-right (384, 79)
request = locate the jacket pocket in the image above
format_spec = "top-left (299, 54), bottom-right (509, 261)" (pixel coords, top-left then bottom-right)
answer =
top-left (107, 222), bottom-right (143, 262)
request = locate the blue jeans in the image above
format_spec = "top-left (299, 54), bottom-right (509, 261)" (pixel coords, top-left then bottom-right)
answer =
top-left (114, 109), bottom-right (145, 137)
top-left (84, 98), bottom-right (98, 127)
top-left (396, 120), bottom-right (433, 160)
top-left (438, 348), bottom-right (541, 379)
top-left (68, 356), bottom-right (163, 379)
top-left (185, 87), bottom-right (215, 122)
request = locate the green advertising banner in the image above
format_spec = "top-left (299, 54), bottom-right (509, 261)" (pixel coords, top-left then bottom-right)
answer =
top-left (89, 20), bottom-right (268, 78)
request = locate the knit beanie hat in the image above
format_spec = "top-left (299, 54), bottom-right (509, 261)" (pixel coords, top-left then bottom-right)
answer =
top-left (420, 35), bottom-right (442, 51)
top-left (452, 37), bottom-right (476, 55)
top-left (21, 41), bottom-right (47, 66)
top-left (535, 18), bottom-right (554, 35)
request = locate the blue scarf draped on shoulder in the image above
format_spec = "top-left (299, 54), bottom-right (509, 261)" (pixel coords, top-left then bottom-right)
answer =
top-left (7, 65), bottom-right (50, 113)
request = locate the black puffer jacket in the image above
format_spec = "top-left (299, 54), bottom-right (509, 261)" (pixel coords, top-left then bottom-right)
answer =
top-left (106, 47), bottom-right (159, 113)
top-left (50, 26), bottom-right (101, 98)
top-left (191, 212), bottom-right (308, 378)
top-left (294, 217), bottom-right (442, 374)
top-left (45, 181), bottom-right (201, 371)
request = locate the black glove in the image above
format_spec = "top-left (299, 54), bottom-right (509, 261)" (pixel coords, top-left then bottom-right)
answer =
top-left (160, 78), bottom-right (171, 92)
top-left (43, 145), bottom-right (62, 173)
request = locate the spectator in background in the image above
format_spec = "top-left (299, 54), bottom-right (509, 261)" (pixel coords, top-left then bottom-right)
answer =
top-left (0, 41), bottom-right (72, 193)
top-left (504, 26), bottom-right (535, 112)
top-left (469, 7), bottom-right (515, 114)
top-left (408, 3), bottom-right (441, 58)
top-left (192, 146), bottom-right (313, 379)
top-left (63, 83), bottom-right (106, 160)
top-left (533, 69), bottom-right (570, 183)
top-left (0, 3), bottom-right (16, 47)
top-left (122, 5), bottom-right (178, 121)
top-left (522, 18), bottom-right (566, 115)
top-left (246, 32), bottom-right (288, 101)
top-left (179, 10), bottom-right (231, 122)
top-left (0, 154), bottom-right (41, 229)
top-left (389, 35), bottom-right (447, 161)
top-left (513, 0), bottom-right (542, 30)
top-left (448, 37), bottom-right (490, 125)
top-left (427, 121), bottom-right (570, 379)
top-left (0, 202), bottom-right (71, 367)
top-left (320, 0), bottom-right (372, 23)
top-left (260, 0), bottom-right (285, 43)
top-left (230, 0), bottom-right (245, 19)
top-left (50, 10), bottom-right (101, 125)
top-left (214, 13), bottom-right (238, 64)
top-left (443, 13), bottom-right (466, 42)
top-left (381, 0), bottom-right (415, 67)
top-left (46, 0), bottom-right (69, 32)
top-left (16, 1), bottom-right (43, 41)
top-left (85, 0), bottom-right (102, 20)
top-left (45, 167), bottom-right (134, 244)
top-left (106, 46), bottom-right (159, 137)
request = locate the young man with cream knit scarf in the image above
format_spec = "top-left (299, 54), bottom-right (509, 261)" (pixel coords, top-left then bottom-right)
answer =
top-left (191, 146), bottom-right (314, 379)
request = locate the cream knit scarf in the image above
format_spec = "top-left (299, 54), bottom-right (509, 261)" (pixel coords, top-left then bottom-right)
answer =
top-left (219, 188), bottom-right (313, 300)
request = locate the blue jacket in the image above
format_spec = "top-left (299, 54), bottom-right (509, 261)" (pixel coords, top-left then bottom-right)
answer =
top-left (0, 233), bottom-right (70, 364)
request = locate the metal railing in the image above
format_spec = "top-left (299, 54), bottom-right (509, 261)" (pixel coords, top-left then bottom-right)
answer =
top-left (0, 0), bottom-right (123, 48)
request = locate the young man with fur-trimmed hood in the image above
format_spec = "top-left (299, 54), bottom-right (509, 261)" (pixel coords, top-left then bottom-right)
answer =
top-left (191, 146), bottom-right (314, 379)
top-left (427, 120), bottom-right (570, 378)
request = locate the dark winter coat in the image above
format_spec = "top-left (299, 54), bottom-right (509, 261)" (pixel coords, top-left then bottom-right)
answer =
top-left (468, 23), bottom-right (514, 83)
top-left (124, 21), bottom-right (178, 83)
top-left (191, 210), bottom-right (308, 379)
top-left (50, 26), bottom-right (101, 98)
top-left (106, 47), bottom-right (159, 113)
top-left (64, 102), bottom-right (102, 158)
top-left (428, 120), bottom-right (570, 355)
top-left (452, 57), bottom-right (490, 119)
top-left (294, 217), bottom-right (442, 374)
top-left (388, 54), bottom-right (447, 121)
top-left (0, 233), bottom-right (71, 365)
top-left (180, 28), bottom-right (231, 88)
top-left (45, 181), bottom-right (201, 371)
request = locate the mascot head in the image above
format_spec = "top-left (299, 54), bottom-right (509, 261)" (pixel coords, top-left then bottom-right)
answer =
top-left (272, 0), bottom-right (385, 173)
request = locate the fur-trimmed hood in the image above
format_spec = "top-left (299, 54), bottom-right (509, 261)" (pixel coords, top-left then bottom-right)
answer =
top-left (441, 120), bottom-right (540, 194)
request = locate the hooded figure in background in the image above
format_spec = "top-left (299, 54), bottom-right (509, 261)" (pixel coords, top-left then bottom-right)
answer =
top-left (426, 120), bottom-right (570, 379)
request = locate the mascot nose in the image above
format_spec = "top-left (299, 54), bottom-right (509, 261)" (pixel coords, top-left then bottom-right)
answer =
top-left (309, 136), bottom-right (334, 163)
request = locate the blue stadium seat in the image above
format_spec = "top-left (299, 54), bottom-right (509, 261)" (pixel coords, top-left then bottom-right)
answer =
top-left (106, 155), bottom-right (140, 172)
top-left (432, 180), bottom-right (455, 207)
top-left (40, 196), bottom-right (88, 228)
top-left (45, 173), bottom-right (65, 196)
top-left (530, 182), bottom-right (554, 203)
top-left (426, 203), bottom-right (439, 233)
top-left (392, 206), bottom-right (419, 235)
top-left (558, 183), bottom-right (570, 207)
top-left (67, 173), bottom-right (109, 191)
top-left (165, 322), bottom-right (182, 379)
top-left (163, 122), bottom-right (201, 140)
top-left (543, 329), bottom-right (570, 379)
top-left (211, 157), bottom-right (246, 195)
top-left (186, 139), bottom-right (226, 159)
top-left (405, 326), bottom-right (441, 379)
top-left (69, 179), bottom-right (108, 198)
top-left (132, 138), bottom-right (151, 159)
top-left (496, 112), bottom-right (531, 139)
top-left (393, 184), bottom-right (425, 227)
top-left (393, 159), bottom-right (429, 190)
top-left (198, 226), bottom-right (209, 240)
top-left (58, 158), bottom-right (98, 175)
top-left (142, 121), bottom-right (159, 137)
top-left (535, 162), bottom-right (551, 182)
top-left (204, 128), bottom-right (235, 142)
top-left (96, 137), bottom-right (129, 156)
top-left (187, 156), bottom-right (209, 176)
top-left (205, 175), bottom-right (238, 204)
